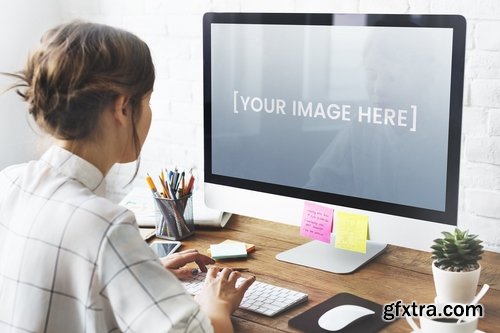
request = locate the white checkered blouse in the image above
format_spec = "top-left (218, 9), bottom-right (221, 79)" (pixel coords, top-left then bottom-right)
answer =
top-left (0, 145), bottom-right (213, 333)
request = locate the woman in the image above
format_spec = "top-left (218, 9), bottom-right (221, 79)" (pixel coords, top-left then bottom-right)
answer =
top-left (0, 21), bottom-right (254, 333)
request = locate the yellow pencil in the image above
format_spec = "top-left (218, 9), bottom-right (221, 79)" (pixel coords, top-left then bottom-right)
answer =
top-left (146, 174), bottom-right (160, 197)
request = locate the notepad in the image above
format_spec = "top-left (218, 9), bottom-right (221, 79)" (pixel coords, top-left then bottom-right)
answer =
top-left (207, 239), bottom-right (255, 255)
top-left (300, 201), bottom-right (333, 244)
top-left (209, 243), bottom-right (248, 260)
top-left (334, 211), bottom-right (368, 254)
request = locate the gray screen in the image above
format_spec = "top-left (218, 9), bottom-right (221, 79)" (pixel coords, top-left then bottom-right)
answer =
top-left (211, 23), bottom-right (454, 211)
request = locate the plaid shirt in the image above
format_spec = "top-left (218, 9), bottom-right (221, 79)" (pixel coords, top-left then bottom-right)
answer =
top-left (0, 145), bottom-right (213, 333)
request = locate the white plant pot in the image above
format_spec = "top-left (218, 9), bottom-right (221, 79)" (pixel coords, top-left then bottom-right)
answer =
top-left (432, 262), bottom-right (481, 304)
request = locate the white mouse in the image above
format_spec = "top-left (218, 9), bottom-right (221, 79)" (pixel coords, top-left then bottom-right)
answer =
top-left (318, 304), bottom-right (375, 331)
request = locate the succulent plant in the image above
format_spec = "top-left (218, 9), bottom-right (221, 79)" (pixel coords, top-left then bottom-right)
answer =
top-left (431, 228), bottom-right (484, 272)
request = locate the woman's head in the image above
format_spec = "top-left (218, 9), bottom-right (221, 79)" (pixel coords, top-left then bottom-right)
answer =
top-left (10, 21), bottom-right (155, 155)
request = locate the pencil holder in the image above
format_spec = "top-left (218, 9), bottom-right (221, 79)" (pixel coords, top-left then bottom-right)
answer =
top-left (153, 194), bottom-right (194, 240)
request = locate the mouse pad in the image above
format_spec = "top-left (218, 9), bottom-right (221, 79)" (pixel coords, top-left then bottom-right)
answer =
top-left (288, 292), bottom-right (392, 333)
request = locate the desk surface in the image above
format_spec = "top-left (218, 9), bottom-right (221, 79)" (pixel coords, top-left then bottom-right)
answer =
top-left (156, 215), bottom-right (500, 333)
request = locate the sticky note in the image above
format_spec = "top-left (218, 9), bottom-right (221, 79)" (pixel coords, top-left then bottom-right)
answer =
top-left (207, 239), bottom-right (255, 255)
top-left (209, 243), bottom-right (248, 260)
top-left (334, 211), bottom-right (368, 253)
top-left (300, 201), bottom-right (334, 243)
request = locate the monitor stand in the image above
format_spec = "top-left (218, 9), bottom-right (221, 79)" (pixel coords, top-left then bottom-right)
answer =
top-left (276, 238), bottom-right (387, 274)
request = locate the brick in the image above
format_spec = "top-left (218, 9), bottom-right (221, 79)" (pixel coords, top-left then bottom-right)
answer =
top-left (149, 98), bottom-right (170, 121)
top-left (145, 0), bottom-right (211, 14)
top-left (465, 22), bottom-right (474, 50)
top-left (166, 15), bottom-right (203, 37)
top-left (463, 0), bottom-right (500, 20)
top-left (488, 109), bottom-right (500, 136)
top-left (430, 0), bottom-right (500, 19)
top-left (190, 40), bottom-right (203, 61)
top-left (466, 50), bottom-right (500, 79)
top-left (461, 163), bottom-right (500, 190)
top-left (60, 0), bottom-right (101, 15)
top-left (466, 189), bottom-right (500, 219)
top-left (122, 15), bottom-right (167, 36)
top-left (170, 102), bottom-right (203, 125)
top-left (465, 136), bottom-right (500, 165)
top-left (169, 59), bottom-right (202, 81)
top-left (459, 213), bottom-right (500, 252)
top-left (148, 37), bottom-right (192, 72)
top-left (408, 0), bottom-right (431, 13)
top-left (169, 38), bottom-right (193, 59)
top-left (191, 81), bottom-right (204, 104)
top-left (461, 107), bottom-right (488, 136)
top-left (475, 22), bottom-right (500, 51)
top-left (99, 0), bottom-right (143, 15)
top-left (84, 15), bottom-right (123, 28)
top-left (241, 0), bottom-right (295, 12)
top-left (360, 0), bottom-right (409, 13)
top-left (211, 0), bottom-right (241, 12)
top-left (431, 0), bottom-right (464, 14)
top-left (463, 79), bottom-right (471, 107)
top-left (470, 79), bottom-right (500, 107)
top-left (154, 79), bottom-right (192, 102)
top-left (295, 0), bottom-right (358, 12)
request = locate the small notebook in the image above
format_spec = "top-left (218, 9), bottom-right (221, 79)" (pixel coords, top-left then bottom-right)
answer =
top-left (209, 243), bottom-right (248, 260)
top-left (288, 292), bottom-right (392, 333)
top-left (207, 240), bottom-right (255, 256)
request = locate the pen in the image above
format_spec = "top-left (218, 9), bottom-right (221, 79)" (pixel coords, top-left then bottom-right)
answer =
top-left (177, 171), bottom-right (185, 193)
top-left (171, 168), bottom-right (179, 191)
top-left (186, 174), bottom-right (195, 195)
top-left (191, 267), bottom-right (250, 276)
top-left (219, 267), bottom-right (249, 272)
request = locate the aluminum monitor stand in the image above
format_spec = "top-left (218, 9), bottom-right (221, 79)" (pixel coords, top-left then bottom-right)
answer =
top-left (276, 238), bottom-right (387, 274)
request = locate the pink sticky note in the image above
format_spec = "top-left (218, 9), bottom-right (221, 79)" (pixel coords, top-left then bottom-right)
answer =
top-left (300, 201), bottom-right (334, 243)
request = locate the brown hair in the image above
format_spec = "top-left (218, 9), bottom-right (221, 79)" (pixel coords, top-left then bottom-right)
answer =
top-left (6, 21), bottom-right (155, 152)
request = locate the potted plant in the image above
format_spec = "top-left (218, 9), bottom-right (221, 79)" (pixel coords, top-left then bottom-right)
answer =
top-left (431, 228), bottom-right (484, 304)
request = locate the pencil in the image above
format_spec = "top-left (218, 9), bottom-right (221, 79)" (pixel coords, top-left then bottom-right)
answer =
top-left (146, 174), bottom-right (160, 197)
top-left (158, 176), bottom-right (170, 199)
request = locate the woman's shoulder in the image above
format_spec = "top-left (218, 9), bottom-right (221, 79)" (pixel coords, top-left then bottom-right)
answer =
top-left (77, 193), bottom-right (136, 227)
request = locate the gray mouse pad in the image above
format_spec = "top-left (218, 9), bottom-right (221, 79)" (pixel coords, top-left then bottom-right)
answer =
top-left (288, 292), bottom-right (393, 333)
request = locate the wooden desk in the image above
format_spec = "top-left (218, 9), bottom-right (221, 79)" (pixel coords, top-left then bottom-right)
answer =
top-left (169, 215), bottom-right (500, 332)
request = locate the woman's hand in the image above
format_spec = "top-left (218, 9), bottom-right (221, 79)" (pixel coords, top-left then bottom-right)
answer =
top-left (159, 249), bottom-right (215, 279)
top-left (194, 267), bottom-right (256, 333)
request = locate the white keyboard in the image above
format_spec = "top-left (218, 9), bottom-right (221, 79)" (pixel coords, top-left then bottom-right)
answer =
top-left (181, 272), bottom-right (308, 316)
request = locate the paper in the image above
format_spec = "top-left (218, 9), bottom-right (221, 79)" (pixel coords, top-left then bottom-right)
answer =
top-left (334, 211), bottom-right (368, 253)
top-left (139, 228), bottom-right (156, 241)
top-left (300, 201), bottom-right (334, 243)
top-left (209, 243), bottom-right (248, 260)
top-left (119, 187), bottom-right (158, 227)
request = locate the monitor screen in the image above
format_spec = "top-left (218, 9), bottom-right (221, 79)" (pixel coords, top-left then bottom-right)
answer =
top-left (204, 13), bottom-right (465, 227)
top-left (203, 13), bottom-right (466, 262)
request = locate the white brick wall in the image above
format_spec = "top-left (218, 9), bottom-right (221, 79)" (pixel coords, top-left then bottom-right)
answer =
top-left (57, 0), bottom-right (500, 252)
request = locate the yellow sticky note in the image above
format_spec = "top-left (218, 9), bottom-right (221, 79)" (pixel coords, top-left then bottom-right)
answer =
top-left (334, 211), bottom-right (368, 253)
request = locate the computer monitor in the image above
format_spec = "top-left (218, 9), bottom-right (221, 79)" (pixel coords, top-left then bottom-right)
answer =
top-left (203, 13), bottom-right (466, 273)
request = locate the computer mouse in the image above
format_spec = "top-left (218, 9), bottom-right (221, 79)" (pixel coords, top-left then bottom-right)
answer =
top-left (318, 304), bottom-right (375, 331)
